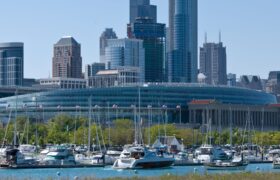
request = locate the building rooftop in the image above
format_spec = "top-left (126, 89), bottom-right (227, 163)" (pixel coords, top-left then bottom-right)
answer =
top-left (55, 37), bottom-right (79, 46)
top-left (96, 70), bottom-right (119, 75)
top-left (189, 100), bottom-right (217, 105)
top-left (0, 42), bottom-right (24, 48)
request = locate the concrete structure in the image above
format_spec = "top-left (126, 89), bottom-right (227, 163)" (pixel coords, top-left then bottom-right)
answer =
top-left (105, 38), bottom-right (145, 82)
top-left (168, 0), bottom-right (198, 83)
top-left (128, 18), bottom-right (165, 82)
top-left (238, 75), bottom-right (263, 91)
top-left (85, 63), bottom-right (105, 79)
top-left (99, 28), bottom-right (118, 65)
top-left (38, 77), bottom-right (86, 89)
top-left (87, 67), bottom-right (140, 88)
top-left (200, 42), bottom-right (227, 85)
top-left (188, 100), bottom-right (280, 131)
top-left (0, 42), bottom-right (24, 86)
top-left (52, 36), bottom-right (82, 78)
top-left (130, 0), bottom-right (157, 24)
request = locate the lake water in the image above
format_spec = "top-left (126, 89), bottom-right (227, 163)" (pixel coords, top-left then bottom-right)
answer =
top-left (0, 164), bottom-right (279, 180)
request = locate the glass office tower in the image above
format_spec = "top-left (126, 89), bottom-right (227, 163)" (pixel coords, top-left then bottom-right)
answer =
top-left (128, 18), bottom-right (165, 82)
top-left (168, 0), bottom-right (198, 83)
top-left (0, 42), bottom-right (24, 86)
top-left (105, 38), bottom-right (145, 82)
top-left (130, 0), bottom-right (157, 24)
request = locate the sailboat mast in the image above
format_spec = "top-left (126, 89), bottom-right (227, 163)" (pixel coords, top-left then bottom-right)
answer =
top-left (88, 96), bottom-right (92, 154)
top-left (138, 86), bottom-right (141, 144)
top-left (14, 89), bottom-right (18, 148)
top-left (229, 106), bottom-right (233, 146)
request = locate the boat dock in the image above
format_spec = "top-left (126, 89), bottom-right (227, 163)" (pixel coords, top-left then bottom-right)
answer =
top-left (0, 164), bottom-right (105, 169)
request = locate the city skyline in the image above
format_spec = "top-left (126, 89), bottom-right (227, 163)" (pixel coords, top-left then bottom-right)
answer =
top-left (0, 0), bottom-right (279, 79)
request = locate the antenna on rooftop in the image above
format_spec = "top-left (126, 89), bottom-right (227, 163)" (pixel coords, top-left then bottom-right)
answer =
top-left (204, 32), bottom-right (207, 44)
top-left (219, 30), bottom-right (222, 43)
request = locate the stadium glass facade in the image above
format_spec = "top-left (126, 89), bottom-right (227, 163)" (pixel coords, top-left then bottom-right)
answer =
top-left (0, 84), bottom-right (276, 124)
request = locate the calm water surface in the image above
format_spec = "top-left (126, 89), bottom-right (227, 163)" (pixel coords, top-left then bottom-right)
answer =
top-left (0, 164), bottom-right (279, 180)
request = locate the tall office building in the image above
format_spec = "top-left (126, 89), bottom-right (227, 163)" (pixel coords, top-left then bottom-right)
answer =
top-left (168, 0), bottom-right (198, 83)
top-left (99, 28), bottom-right (117, 66)
top-left (200, 41), bottom-right (227, 85)
top-left (130, 0), bottom-right (157, 24)
top-left (227, 73), bottom-right (237, 87)
top-left (52, 36), bottom-right (82, 78)
top-left (0, 43), bottom-right (24, 86)
top-left (105, 38), bottom-right (145, 82)
top-left (128, 18), bottom-right (165, 83)
top-left (85, 63), bottom-right (105, 79)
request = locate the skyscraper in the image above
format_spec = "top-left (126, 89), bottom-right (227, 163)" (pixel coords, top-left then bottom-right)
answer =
top-left (168, 0), bottom-right (198, 83)
top-left (0, 42), bottom-right (24, 86)
top-left (128, 18), bottom-right (165, 83)
top-left (200, 41), bottom-right (227, 85)
top-left (130, 0), bottom-right (157, 24)
top-left (52, 36), bottom-right (82, 78)
top-left (99, 28), bottom-right (117, 66)
top-left (105, 38), bottom-right (145, 82)
top-left (85, 63), bottom-right (105, 79)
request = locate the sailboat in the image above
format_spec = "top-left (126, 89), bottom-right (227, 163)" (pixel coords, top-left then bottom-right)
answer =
top-left (113, 86), bottom-right (174, 169)
top-left (205, 107), bottom-right (248, 171)
top-left (0, 90), bottom-right (38, 167)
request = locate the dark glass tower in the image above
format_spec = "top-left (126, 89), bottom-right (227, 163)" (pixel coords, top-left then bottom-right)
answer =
top-left (168, 0), bottom-right (198, 83)
top-left (130, 0), bottom-right (157, 24)
top-left (128, 0), bottom-right (165, 82)
top-left (0, 42), bottom-right (24, 86)
top-left (128, 18), bottom-right (165, 83)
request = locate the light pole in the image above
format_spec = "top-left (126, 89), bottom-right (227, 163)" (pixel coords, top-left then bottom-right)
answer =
top-left (113, 104), bottom-right (118, 121)
top-left (176, 105), bottom-right (182, 124)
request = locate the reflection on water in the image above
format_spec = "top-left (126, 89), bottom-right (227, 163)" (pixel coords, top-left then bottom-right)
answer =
top-left (0, 164), bottom-right (278, 180)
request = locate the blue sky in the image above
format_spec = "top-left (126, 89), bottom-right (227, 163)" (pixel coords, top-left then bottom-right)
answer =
top-left (0, 0), bottom-right (279, 79)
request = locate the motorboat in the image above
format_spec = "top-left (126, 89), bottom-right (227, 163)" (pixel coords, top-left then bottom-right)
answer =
top-left (0, 148), bottom-right (38, 167)
top-left (173, 152), bottom-right (194, 165)
top-left (205, 160), bottom-right (248, 171)
top-left (266, 149), bottom-right (280, 161)
top-left (193, 145), bottom-right (214, 163)
top-left (273, 157), bottom-right (280, 169)
top-left (112, 145), bottom-right (174, 169)
top-left (75, 153), bottom-right (114, 165)
top-left (41, 146), bottom-right (76, 165)
top-left (241, 150), bottom-right (262, 163)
